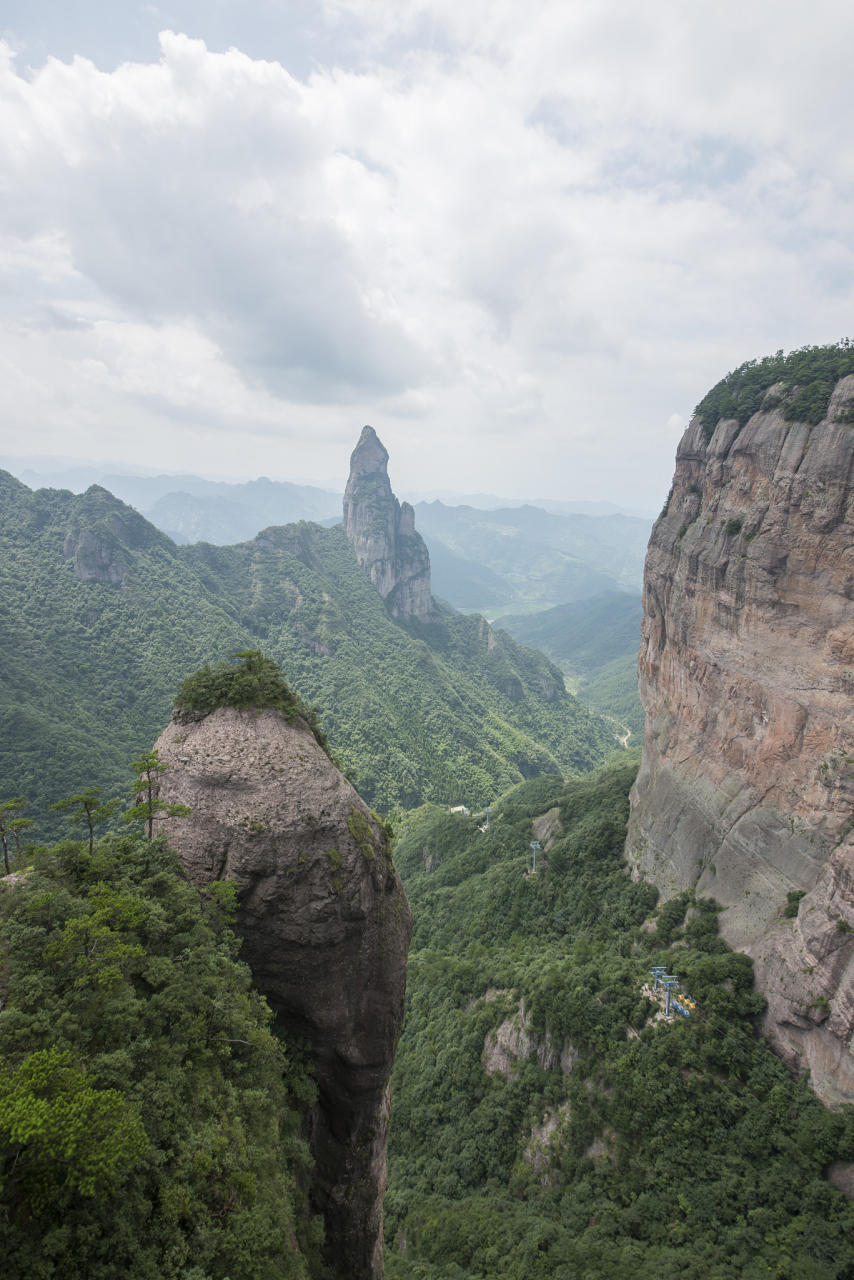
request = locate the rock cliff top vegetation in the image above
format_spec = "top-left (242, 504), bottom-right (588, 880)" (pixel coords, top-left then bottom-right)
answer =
top-left (694, 340), bottom-right (854, 441)
top-left (174, 651), bottom-right (333, 758)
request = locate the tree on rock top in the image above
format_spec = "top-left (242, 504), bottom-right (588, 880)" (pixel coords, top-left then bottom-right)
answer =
top-left (174, 650), bottom-right (332, 757)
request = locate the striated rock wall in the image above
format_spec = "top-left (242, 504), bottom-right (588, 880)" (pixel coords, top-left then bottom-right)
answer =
top-left (152, 706), bottom-right (412, 1279)
top-left (342, 426), bottom-right (440, 622)
top-left (626, 375), bottom-right (854, 1107)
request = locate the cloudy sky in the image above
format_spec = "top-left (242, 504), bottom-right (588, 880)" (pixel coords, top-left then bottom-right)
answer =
top-left (1, 1), bottom-right (852, 506)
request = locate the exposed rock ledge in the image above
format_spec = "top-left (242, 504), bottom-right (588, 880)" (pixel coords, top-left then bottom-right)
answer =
top-left (152, 706), bottom-right (412, 1279)
top-left (626, 376), bottom-right (854, 1107)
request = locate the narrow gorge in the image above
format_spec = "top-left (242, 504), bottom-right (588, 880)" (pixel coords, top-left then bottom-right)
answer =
top-left (626, 360), bottom-right (854, 1107)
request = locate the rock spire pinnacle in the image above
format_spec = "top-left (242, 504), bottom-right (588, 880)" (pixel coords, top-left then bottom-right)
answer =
top-left (342, 425), bottom-right (440, 622)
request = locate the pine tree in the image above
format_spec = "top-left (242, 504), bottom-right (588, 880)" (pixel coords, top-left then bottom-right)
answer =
top-left (124, 750), bottom-right (190, 838)
top-left (0, 796), bottom-right (30, 875)
top-left (51, 788), bottom-right (119, 855)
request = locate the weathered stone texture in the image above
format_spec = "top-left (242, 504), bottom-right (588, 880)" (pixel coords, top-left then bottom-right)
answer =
top-left (626, 375), bottom-right (854, 1107)
top-left (152, 706), bottom-right (412, 1279)
top-left (342, 425), bottom-right (440, 622)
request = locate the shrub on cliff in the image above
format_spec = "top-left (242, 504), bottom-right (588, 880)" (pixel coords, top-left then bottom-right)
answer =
top-left (174, 650), bottom-right (332, 757)
top-left (0, 832), bottom-right (323, 1280)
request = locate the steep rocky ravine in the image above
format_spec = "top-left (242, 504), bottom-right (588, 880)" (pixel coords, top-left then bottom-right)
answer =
top-left (152, 706), bottom-right (412, 1280)
top-left (626, 373), bottom-right (854, 1107)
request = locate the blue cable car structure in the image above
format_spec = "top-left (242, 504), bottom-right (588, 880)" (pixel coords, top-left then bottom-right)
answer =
top-left (649, 968), bottom-right (697, 1019)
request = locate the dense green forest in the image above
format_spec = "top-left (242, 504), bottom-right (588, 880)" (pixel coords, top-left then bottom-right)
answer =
top-left (496, 594), bottom-right (645, 741)
top-left (384, 757), bottom-right (854, 1278)
top-left (571, 653), bottom-right (645, 742)
top-left (694, 340), bottom-right (854, 442)
top-left (3, 685), bottom-right (854, 1276)
top-left (0, 830), bottom-right (323, 1279)
top-left (0, 472), bottom-right (616, 840)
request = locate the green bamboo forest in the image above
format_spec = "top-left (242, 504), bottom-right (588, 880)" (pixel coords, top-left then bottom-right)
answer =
top-left (3, 462), bottom-right (854, 1280)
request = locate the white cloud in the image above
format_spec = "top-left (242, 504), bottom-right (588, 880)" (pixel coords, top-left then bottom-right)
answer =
top-left (0, 5), bottom-right (853, 503)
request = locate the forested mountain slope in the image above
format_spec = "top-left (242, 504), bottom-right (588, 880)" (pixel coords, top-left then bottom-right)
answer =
top-left (497, 592), bottom-right (645, 740)
top-left (384, 758), bottom-right (854, 1279)
top-left (0, 472), bottom-right (614, 840)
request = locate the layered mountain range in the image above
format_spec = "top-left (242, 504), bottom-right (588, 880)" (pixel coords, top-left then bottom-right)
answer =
top-left (626, 355), bottom-right (854, 1107)
top-left (0, 430), bottom-right (616, 842)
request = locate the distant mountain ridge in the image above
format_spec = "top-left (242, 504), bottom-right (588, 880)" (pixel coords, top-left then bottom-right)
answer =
top-left (6, 458), bottom-right (652, 614)
top-left (0, 461), bottom-right (617, 839)
top-left (7, 463), bottom-right (343, 543)
top-left (400, 488), bottom-right (657, 519)
top-left (414, 499), bottom-right (652, 608)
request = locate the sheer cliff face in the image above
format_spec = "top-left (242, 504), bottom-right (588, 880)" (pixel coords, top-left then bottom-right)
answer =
top-left (342, 425), bottom-right (440, 622)
top-left (626, 375), bottom-right (854, 1107)
top-left (152, 707), bottom-right (413, 1279)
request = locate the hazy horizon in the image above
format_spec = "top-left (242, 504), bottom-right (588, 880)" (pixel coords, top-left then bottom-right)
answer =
top-left (1, 2), bottom-right (852, 510)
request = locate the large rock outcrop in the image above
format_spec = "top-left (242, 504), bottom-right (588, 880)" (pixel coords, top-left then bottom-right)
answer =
top-left (626, 375), bottom-right (854, 1107)
top-left (152, 706), bottom-right (412, 1278)
top-left (62, 484), bottom-right (175, 584)
top-left (342, 426), bottom-right (441, 622)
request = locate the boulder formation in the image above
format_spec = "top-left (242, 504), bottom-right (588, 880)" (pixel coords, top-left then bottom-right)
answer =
top-left (626, 375), bottom-right (854, 1107)
top-left (152, 705), bottom-right (413, 1279)
top-left (342, 426), bottom-right (441, 622)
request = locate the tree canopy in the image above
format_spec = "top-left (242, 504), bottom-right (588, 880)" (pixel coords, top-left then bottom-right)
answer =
top-left (384, 759), bottom-right (854, 1279)
top-left (694, 341), bottom-right (854, 441)
top-left (0, 831), bottom-right (323, 1280)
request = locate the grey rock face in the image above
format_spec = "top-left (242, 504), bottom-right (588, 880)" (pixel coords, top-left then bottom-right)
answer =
top-left (62, 484), bottom-right (176, 583)
top-left (342, 426), bottom-right (440, 622)
top-left (152, 706), bottom-right (413, 1278)
top-left (626, 375), bottom-right (854, 1108)
top-left (64, 525), bottom-right (129, 583)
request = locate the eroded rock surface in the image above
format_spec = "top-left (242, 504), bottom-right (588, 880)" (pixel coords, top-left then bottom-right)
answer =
top-left (63, 484), bottom-right (174, 584)
top-left (342, 426), bottom-right (441, 622)
top-left (152, 706), bottom-right (412, 1279)
top-left (482, 998), bottom-right (578, 1077)
top-left (532, 807), bottom-right (562, 850)
top-left (626, 377), bottom-right (854, 1106)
